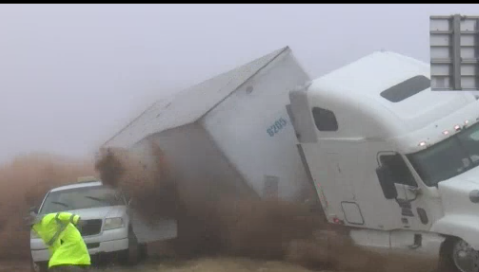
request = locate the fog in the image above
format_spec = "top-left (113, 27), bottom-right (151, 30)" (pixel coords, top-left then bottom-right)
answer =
top-left (1, 4), bottom-right (478, 163)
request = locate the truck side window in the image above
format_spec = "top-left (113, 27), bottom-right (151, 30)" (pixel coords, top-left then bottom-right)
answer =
top-left (312, 107), bottom-right (338, 131)
top-left (379, 153), bottom-right (418, 187)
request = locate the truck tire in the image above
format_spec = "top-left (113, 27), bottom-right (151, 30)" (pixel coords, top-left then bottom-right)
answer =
top-left (438, 237), bottom-right (479, 272)
top-left (120, 226), bottom-right (142, 266)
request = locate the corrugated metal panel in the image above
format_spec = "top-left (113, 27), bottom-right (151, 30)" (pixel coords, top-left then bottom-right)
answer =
top-left (103, 46), bottom-right (290, 148)
top-left (430, 14), bottom-right (479, 91)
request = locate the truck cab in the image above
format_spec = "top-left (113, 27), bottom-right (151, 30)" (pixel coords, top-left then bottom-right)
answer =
top-left (29, 177), bottom-right (177, 272)
top-left (289, 51), bottom-right (479, 272)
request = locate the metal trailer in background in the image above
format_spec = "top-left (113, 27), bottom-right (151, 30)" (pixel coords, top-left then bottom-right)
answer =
top-left (102, 46), bottom-right (315, 203)
top-left (430, 14), bottom-right (479, 91)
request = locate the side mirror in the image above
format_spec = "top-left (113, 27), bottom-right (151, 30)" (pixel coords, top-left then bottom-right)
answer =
top-left (376, 165), bottom-right (398, 200)
top-left (29, 206), bottom-right (38, 215)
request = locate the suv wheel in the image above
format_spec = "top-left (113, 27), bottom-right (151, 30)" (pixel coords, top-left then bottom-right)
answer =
top-left (119, 226), bottom-right (142, 266)
top-left (30, 259), bottom-right (47, 272)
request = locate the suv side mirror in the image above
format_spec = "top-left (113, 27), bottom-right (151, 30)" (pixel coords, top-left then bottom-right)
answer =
top-left (376, 165), bottom-right (398, 200)
top-left (29, 206), bottom-right (38, 215)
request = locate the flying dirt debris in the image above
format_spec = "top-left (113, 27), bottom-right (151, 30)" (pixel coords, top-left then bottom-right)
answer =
top-left (0, 147), bottom-right (436, 271)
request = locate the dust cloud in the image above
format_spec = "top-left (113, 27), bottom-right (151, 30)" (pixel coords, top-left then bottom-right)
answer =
top-left (0, 153), bottom-right (95, 259)
top-left (0, 145), bottom-right (436, 271)
top-left (95, 142), bottom-right (437, 272)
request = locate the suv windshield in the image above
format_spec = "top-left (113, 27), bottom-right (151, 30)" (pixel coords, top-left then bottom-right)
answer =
top-left (39, 185), bottom-right (125, 214)
top-left (407, 122), bottom-right (479, 186)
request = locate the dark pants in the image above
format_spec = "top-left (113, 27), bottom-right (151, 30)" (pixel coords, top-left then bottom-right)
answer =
top-left (49, 265), bottom-right (89, 272)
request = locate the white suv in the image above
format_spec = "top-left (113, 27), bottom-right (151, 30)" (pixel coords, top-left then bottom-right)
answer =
top-left (29, 178), bottom-right (177, 272)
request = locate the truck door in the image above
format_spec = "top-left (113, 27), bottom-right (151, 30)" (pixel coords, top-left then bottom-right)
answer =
top-left (377, 151), bottom-right (432, 231)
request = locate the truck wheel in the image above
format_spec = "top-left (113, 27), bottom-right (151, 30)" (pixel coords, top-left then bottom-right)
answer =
top-left (438, 237), bottom-right (479, 272)
top-left (126, 226), bottom-right (140, 265)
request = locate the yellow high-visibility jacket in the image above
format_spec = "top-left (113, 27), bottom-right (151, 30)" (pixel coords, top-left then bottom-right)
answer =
top-left (32, 212), bottom-right (91, 268)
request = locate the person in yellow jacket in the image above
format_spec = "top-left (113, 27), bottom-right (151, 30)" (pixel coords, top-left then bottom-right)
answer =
top-left (27, 211), bottom-right (91, 272)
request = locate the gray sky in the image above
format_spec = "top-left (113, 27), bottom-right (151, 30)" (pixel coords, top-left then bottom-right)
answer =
top-left (0, 4), bottom-right (477, 163)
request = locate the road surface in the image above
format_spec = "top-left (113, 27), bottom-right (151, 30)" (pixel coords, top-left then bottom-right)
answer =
top-left (0, 257), bottom-right (321, 272)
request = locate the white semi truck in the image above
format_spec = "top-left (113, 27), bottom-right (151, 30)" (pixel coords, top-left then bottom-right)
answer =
top-left (290, 51), bottom-right (479, 272)
top-left (103, 25), bottom-right (479, 272)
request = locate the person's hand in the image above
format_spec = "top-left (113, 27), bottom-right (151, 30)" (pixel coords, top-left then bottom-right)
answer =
top-left (76, 219), bottom-right (86, 228)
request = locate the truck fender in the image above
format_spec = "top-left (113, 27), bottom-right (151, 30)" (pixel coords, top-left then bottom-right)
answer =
top-left (430, 215), bottom-right (479, 250)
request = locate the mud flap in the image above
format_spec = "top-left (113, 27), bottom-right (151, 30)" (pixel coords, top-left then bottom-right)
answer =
top-left (128, 209), bottom-right (178, 244)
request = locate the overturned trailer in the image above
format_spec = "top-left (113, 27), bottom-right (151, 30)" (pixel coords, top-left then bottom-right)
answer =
top-left (103, 46), bottom-right (314, 202)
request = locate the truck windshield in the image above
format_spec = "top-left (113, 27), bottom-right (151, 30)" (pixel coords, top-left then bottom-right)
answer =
top-left (39, 185), bottom-right (125, 214)
top-left (407, 122), bottom-right (479, 186)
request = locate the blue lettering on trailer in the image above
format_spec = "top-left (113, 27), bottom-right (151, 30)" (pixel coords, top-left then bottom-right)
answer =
top-left (267, 118), bottom-right (287, 137)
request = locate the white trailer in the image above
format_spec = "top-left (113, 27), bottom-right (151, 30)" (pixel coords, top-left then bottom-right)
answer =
top-left (103, 46), bottom-right (315, 202)
top-left (105, 26), bottom-right (479, 271)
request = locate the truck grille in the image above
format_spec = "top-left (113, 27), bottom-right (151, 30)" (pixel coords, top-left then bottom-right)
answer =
top-left (79, 219), bottom-right (102, 236)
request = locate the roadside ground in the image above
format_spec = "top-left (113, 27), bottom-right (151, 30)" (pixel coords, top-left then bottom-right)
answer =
top-left (0, 257), bottom-right (323, 272)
